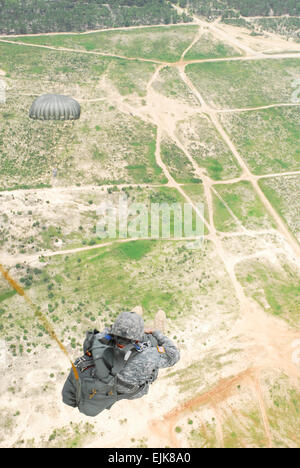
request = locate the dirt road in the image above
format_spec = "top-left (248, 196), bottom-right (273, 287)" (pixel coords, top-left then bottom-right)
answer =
top-left (1, 9), bottom-right (300, 448)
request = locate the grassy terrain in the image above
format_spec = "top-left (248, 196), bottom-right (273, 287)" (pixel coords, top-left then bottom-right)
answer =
top-left (181, 183), bottom-right (210, 236)
top-left (0, 42), bottom-right (110, 96)
top-left (221, 407), bottom-right (268, 448)
top-left (176, 115), bottom-right (242, 180)
top-left (212, 181), bottom-right (276, 232)
top-left (0, 41), bottom-right (156, 98)
top-left (184, 32), bottom-right (241, 60)
top-left (0, 97), bottom-right (75, 189)
top-left (152, 66), bottom-right (199, 106)
top-left (0, 96), bottom-right (166, 189)
top-left (0, 185), bottom-right (205, 256)
top-left (189, 415), bottom-right (219, 448)
top-left (220, 107), bottom-right (300, 175)
top-left (4, 25), bottom-right (199, 63)
top-left (168, 344), bottom-right (270, 448)
top-left (220, 384), bottom-right (269, 448)
top-left (263, 372), bottom-right (300, 448)
top-left (186, 59), bottom-right (300, 109)
top-left (105, 58), bottom-right (156, 97)
top-left (0, 239), bottom-right (239, 358)
top-left (1, 17), bottom-right (300, 448)
top-left (160, 135), bottom-right (199, 184)
top-left (236, 254), bottom-right (300, 327)
top-left (259, 175), bottom-right (300, 243)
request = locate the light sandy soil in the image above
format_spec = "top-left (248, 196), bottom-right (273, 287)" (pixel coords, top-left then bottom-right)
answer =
top-left (1, 8), bottom-right (300, 448)
top-left (214, 20), bottom-right (300, 54)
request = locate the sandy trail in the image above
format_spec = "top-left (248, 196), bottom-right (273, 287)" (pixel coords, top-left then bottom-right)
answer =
top-left (1, 36), bottom-right (300, 70)
top-left (216, 102), bottom-right (300, 113)
top-left (180, 24), bottom-right (203, 61)
top-left (150, 297), bottom-right (300, 447)
top-left (195, 16), bottom-right (259, 56)
top-left (0, 38), bottom-right (166, 65)
top-left (143, 9), bottom-right (300, 446)
top-left (0, 21), bottom-right (198, 39)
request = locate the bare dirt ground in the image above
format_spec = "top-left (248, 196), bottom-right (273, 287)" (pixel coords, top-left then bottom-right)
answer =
top-left (1, 7), bottom-right (300, 448)
top-left (214, 20), bottom-right (300, 54)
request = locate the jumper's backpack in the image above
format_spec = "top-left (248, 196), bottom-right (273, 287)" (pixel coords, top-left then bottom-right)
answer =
top-left (64, 330), bottom-right (158, 417)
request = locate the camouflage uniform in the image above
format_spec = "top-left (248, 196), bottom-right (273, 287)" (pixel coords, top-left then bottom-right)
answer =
top-left (62, 312), bottom-right (180, 414)
top-left (101, 328), bottom-right (179, 399)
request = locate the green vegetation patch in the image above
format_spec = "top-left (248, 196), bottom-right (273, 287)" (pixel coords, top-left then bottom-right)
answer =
top-left (117, 240), bottom-right (153, 260)
top-left (186, 59), bottom-right (300, 109)
top-left (259, 175), bottom-right (300, 243)
top-left (213, 181), bottom-right (275, 232)
top-left (252, 17), bottom-right (300, 42)
top-left (0, 97), bottom-right (165, 188)
top-left (176, 115), bottom-right (242, 180)
top-left (43, 422), bottom-right (95, 448)
top-left (263, 372), bottom-right (300, 448)
top-left (152, 66), bottom-right (199, 106)
top-left (5, 25), bottom-right (199, 63)
top-left (0, 239), bottom-right (239, 356)
top-left (222, 407), bottom-right (268, 448)
top-left (0, 185), bottom-right (203, 258)
top-left (105, 58), bottom-right (156, 97)
top-left (0, 42), bottom-right (110, 97)
top-left (0, 97), bottom-right (76, 189)
top-left (184, 32), bottom-right (241, 60)
top-left (189, 416), bottom-right (218, 448)
top-left (160, 135), bottom-right (200, 184)
top-left (236, 254), bottom-right (300, 326)
top-left (220, 107), bottom-right (300, 175)
top-left (181, 183), bottom-right (209, 235)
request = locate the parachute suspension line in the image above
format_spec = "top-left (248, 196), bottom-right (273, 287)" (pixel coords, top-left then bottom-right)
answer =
top-left (0, 263), bottom-right (79, 380)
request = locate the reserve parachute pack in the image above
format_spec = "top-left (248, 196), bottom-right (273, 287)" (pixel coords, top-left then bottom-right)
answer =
top-left (70, 330), bottom-right (158, 417)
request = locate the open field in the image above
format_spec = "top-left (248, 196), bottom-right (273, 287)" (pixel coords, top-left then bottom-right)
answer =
top-left (1, 10), bottom-right (300, 448)
top-left (184, 31), bottom-right (241, 60)
top-left (3, 25), bottom-right (200, 63)
top-left (175, 115), bottom-right (242, 180)
top-left (214, 20), bottom-right (300, 54)
top-left (259, 175), bottom-right (300, 243)
top-left (220, 107), bottom-right (300, 175)
top-left (0, 185), bottom-right (206, 257)
top-left (152, 66), bottom-right (200, 107)
top-left (0, 95), bottom-right (168, 189)
top-left (0, 239), bottom-right (239, 356)
top-left (212, 181), bottom-right (276, 232)
top-left (186, 59), bottom-right (300, 109)
top-left (236, 252), bottom-right (300, 327)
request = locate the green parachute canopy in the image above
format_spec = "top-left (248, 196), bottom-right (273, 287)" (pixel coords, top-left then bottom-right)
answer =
top-left (29, 94), bottom-right (81, 121)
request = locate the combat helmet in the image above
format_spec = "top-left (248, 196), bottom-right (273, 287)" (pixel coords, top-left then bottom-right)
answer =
top-left (111, 311), bottom-right (144, 342)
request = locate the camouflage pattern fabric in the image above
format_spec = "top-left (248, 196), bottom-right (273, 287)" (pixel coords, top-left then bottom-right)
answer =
top-left (111, 311), bottom-right (145, 341)
top-left (105, 328), bottom-right (180, 399)
top-left (62, 327), bottom-right (180, 413)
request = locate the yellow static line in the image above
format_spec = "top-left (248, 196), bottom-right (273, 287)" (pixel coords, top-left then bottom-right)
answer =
top-left (0, 263), bottom-right (79, 380)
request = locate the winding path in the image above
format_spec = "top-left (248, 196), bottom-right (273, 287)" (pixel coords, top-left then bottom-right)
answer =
top-left (1, 9), bottom-right (300, 448)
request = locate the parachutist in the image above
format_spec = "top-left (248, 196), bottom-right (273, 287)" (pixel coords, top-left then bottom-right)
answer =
top-left (62, 310), bottom-right (180, 416)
